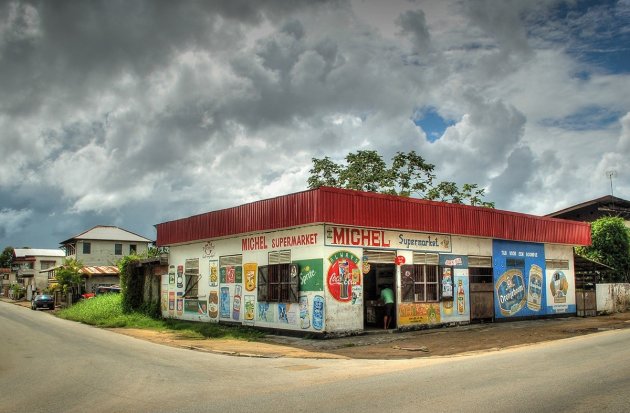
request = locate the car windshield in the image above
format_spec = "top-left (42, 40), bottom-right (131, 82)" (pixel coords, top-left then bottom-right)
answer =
top-left (36, 295), bottom-right (52, 300)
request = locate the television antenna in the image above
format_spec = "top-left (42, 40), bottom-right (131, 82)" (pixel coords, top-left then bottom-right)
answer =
top-left (606, 170), bottom-right (617, 197)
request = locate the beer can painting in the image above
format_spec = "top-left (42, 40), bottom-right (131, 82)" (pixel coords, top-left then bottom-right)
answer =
top-left (312, 295), bottom-right (324, 331)
top-left (209, 261), bottom-right (219, 287)
top-left (244, 263), bottom-right (257, 292)
top-left (208, 290), bottom-right (219, 319)
top-left (176, 292), bottom-right (184, 316)
top-left (527, 264), bottom-right (543, 311)
top-left (232, 284), bottom-right (242, 321)
top-left (220, 287), bottom-right (230, 319)
top-left (299, 295), bottom-right (310, 329)
top-left (176, 265), bottom-right (184, 289)
top-left (495, 269), bottom-right (526, 317)
top-left (168, 291), bottom-right (175, 315)
top-left (244, 295), bottom-right (255, 321)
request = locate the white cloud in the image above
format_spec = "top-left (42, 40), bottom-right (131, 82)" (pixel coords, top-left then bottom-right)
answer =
top-left (1, 0), bottom-right (629, 248)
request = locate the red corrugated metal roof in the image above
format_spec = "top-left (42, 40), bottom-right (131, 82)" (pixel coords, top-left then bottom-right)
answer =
top-left (155, 187), bottom-right (591, 247)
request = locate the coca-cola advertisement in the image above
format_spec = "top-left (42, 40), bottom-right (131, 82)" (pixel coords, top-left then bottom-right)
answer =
top-left (327, 250), bottom-right (361, 303)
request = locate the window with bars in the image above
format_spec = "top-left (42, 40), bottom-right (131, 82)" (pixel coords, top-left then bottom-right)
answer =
top-left (257, 250), bottom-right (299, 303)
top-left (184, 258), bottom-right (200, 298)
top-left (401, 264), bottom-right (439, 302)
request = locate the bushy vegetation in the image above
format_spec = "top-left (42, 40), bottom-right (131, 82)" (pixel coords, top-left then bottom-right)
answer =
top-left (57, 294), bottom-right (264, 340)
top-left (576, 216), bottom-right (630, 282)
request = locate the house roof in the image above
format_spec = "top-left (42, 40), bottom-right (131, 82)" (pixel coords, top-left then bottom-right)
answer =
top-left (546, 195), bottom-right (630, 219)
top-left (80, 266), bottom-right (120, 276)
top-left (60, 225), bottom-right (152, 245)
top-left (13, 248), bottom-right (65, 259)
top-left (156, 186), bottom-right (591, 247)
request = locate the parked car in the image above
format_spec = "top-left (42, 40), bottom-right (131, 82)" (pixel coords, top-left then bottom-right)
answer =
top-left (31, 294), bottom-right (55, 310)
top-left (95, 285), bottom-right (121, 295)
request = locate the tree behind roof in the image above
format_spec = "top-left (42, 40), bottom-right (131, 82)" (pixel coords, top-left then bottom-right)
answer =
top-left (308, 150), bottom-right (494, 208)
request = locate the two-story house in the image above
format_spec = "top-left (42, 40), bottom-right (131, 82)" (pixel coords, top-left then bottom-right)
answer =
top-left (12, 248), bottom-right (65, 298)
top-left (59, 225), bottom-right (152, 292)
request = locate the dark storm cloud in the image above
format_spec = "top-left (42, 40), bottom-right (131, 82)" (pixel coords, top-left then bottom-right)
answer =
top-left (396, 9), bottom-right (431, 53)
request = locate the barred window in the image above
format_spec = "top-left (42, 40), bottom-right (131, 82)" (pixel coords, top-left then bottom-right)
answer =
top-left (257, 250), bottom-right (298, 303)
top-left (401, 264), bottom-right (439, 302)
top-left (184, 258), bottom-right (200, 298)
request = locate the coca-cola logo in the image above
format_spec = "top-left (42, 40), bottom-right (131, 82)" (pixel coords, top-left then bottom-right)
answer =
top-left (326, 250), bottom-right (361, 303)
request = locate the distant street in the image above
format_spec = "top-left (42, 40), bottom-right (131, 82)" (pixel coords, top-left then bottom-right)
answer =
top-left (1, 300), bottom-right (629, 413)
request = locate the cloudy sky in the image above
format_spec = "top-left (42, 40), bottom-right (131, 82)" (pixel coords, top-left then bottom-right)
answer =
top-left (1, 0), bottom-right (629, 249)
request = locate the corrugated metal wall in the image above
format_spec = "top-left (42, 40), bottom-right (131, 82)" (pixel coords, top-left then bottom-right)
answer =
top-left (156, 187), bottom-right (591, 247)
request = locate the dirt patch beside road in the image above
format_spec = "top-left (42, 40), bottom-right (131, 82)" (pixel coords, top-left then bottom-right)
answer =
top-left (111, 312), bottom-right (630, 360)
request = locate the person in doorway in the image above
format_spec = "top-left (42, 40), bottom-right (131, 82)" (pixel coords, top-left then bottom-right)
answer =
top-left (380, 284), bottom-right (394, 330)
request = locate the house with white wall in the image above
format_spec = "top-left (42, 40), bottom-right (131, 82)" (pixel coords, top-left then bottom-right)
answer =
top-left (61, 225), bottom-right (152, 266)
top-left (12, 248), bottom-right (65, 297)
top-left (59, 226), bottom-right (152, 292)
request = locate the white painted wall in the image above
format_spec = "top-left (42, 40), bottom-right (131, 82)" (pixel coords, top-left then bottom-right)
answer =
top-left (596, 283), bottom-right (630, 313)
top-left (544, 244), bottom-right (577, 314)
top-left (74, 240), bottom-right (149, 266)
top-left (162, 225), bottom-right (582, 333)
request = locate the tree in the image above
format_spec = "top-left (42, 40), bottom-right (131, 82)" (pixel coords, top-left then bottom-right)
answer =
top-left (54, 258), bottom-right (84, 293)
top-left (0, 246), bottom-right (14, 268)
top-left (576, 216), bottom-right (630, 282)
top-left (308, 150), bottom-right (494, 207)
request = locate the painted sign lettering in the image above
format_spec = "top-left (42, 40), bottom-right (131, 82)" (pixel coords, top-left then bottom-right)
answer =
top-left (325, 225), bottom-right (451, 252)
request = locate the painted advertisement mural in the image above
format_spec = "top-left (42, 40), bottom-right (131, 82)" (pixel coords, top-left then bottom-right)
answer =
top-left (326, 250), bottom-right (362, 303)
top-left (184, 299), bottom-right (207, 315)
top-left (546, 268), bottom-right (576, 314)
top-left (295, 259), bottom-right (324, 292)
top-left (398, 303), bottom-right (441, 325)
top-left (208, 260), bottom-right (219, 287)
top-left (493, 240), bottom-right (546, 318)
top-left (208, 290), bottom-right (219, 320)
top-left (219, 265), bottom-right (243, 322)
top-left (439, 255), bottom-right (469, 322)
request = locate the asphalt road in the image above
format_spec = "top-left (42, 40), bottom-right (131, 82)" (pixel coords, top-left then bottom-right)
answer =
top-left (1, 300), bottom-right (629, 413)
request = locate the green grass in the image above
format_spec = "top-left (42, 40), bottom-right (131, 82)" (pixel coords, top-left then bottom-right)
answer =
top-left (56, 294), bottom-right (265, 341)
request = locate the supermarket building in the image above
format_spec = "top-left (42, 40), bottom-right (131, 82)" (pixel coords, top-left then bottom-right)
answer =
top-left (155, 187), bottom-right (591, 334)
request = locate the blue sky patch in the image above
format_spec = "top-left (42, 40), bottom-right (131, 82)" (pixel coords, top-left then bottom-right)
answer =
top-left (413, 107), bottom-right (455, 142)
top-left (547, 0), bottom-right (630, 74)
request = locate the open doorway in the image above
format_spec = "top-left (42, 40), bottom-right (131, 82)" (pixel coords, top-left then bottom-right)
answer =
top-left (363, 263), bottom-right (397, 329)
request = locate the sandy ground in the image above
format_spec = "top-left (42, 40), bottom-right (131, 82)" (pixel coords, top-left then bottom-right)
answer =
top-left (6, 297), bottom-right (630, 360)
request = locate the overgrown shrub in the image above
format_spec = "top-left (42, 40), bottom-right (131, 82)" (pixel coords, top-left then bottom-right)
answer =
top-left (118, 255), bottom-right (143, 313)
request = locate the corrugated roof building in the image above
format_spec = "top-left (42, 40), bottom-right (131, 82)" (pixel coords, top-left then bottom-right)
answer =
top-left (155, 187), bottom-right (591, 335)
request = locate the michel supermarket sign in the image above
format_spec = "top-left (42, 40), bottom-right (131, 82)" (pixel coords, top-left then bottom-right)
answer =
top-left (324, 225), bottom-right (451, 253)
